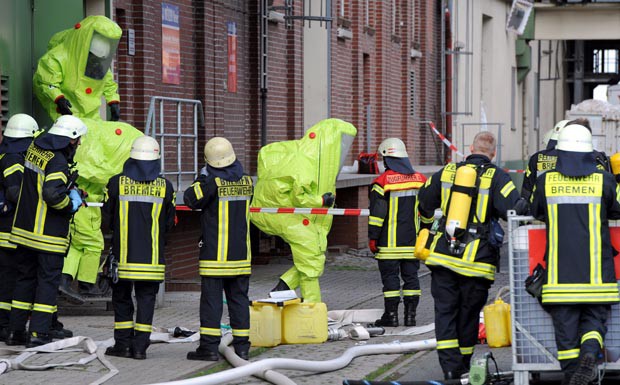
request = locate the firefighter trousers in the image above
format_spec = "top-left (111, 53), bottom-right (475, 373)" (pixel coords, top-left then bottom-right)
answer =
top-left (9, 247), bottom-right (64, 334)
top-left (0, 247), bottom-right (18, 329)
top-left (546, 304), bottom-right (609, 376)
top-left (430, 265), bottom-right (491, 376)
top-left (377, 259), bottom-right (420, 301)
top-left (199, 276), bottom-right (250, 355)
top-left (112, 280), bottom-right (159, 354)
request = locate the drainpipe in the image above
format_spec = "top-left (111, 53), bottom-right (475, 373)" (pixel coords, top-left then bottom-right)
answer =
top-left (445, 5), bottom-right (453, 164)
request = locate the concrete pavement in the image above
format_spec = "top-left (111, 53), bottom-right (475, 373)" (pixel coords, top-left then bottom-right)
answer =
top-left (0, 246), bottom-right (528, 385)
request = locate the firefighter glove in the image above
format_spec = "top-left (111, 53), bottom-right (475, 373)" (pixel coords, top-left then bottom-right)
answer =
top-left (368, 239), bottom-right (378, 253)
top-left (322, 192), bottom-right (335, 207)
top-left (514, 197), bottom-right (530, 216)
top-left (69, 189), bottom-right (83, 213)
top-left (109, 102), bottom-right (120, 121)
top-left (56, 97), bottom-right (73, 115)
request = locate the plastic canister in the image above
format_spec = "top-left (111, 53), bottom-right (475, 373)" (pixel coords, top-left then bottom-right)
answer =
top-left (249, 302), bottom-right (282, 347)
top-left (282, 302), bottom-right (328, 344)
top-left (483, 298), bottom-right (511, 348)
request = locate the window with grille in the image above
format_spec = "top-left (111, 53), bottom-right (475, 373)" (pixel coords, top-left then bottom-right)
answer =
top-left (593, 49), bottom-right (619, 74)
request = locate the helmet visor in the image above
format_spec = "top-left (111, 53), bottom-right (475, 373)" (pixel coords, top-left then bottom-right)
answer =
top-left (338, 134), bottom-right (355, 173)
top-left (85, 32), bottom-right (119, 80)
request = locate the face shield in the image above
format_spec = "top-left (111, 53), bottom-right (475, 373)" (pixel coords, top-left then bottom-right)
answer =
top-left (85, 31), bottom-right (119, 80)
top-left (338, 134), bottom-right (355, 173)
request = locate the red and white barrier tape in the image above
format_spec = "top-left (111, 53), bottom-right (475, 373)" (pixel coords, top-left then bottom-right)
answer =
top-left (176, 205), bottom-right (369, 216)
top-left (427, 122), bottom-right (525, 174)
top-left (428, 122), bottom-right (465, 158)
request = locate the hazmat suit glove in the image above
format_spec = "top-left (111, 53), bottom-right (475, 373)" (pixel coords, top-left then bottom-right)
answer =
top-left (368, 239), bottom-right (378, 253)
top-left (321, 192), bottom-right (335, 207)
top-left (109, 102), bottom-right (121, 121)
top-left (56, 97), bottom-right (73, 115)
top-left (69, 189), bottom-right (83, 213)
top-left (513, 197), bottom-right (530, 216)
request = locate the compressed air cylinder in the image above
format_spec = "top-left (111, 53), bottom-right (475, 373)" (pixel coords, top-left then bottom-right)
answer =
top-left (445, 165), bottom-right (477, 239)
top-left (610, 153), bottom-right (620, 176)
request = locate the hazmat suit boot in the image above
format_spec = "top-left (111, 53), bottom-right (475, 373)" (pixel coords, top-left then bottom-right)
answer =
top-left (569, 351), bottom-right (598, 385)
top-left (5, 330), bottom-right (29, 346)
top-left (27, 332), bottom-right (52, 348)
top-left (374, 298), bottom-right (399, 327)
top-left (403, 297), bottom-right (419, 327)
top-left (58, 274), bottom-right (85, 305)
top-left (79, 281), bottom-right (104, 297)
top-left (271, 279), bottom-right (290, 293)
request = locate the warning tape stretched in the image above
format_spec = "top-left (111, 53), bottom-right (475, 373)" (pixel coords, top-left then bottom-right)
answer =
top-left (85, 202), bottom-right (369, 215)
top-left (427, 121), bottom-right (525, 174)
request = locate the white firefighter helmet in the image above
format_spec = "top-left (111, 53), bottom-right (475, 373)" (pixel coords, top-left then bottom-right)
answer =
top-left (48, 115), bottom-right (87, 139)
top-left (204, 137), bottom-right (236, 168)
top-left (130, 136), bottom-right (161, 161)
top-left (378, 138), bottom-right (408, 158)
top-left (556, 124), bottom-right (593, 153)
top-left (89, 33), bottom-right (112, 58)
top-left (4, 114), bottom-right (38, 138)
top-left (550, 119), bottom-right (570, 142)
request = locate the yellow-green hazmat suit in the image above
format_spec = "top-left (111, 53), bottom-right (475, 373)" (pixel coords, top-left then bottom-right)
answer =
top-left (251, 118), bottom-right (357, 303)
top-left (33, 16), bottom-right (142, 286)
top-left (33, 15), bottom-right (121, 120)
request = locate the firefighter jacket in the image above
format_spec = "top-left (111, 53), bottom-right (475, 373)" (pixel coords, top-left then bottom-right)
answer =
top-left (369, 170), bottom-right (427, 259)
top-left (417, 154), bottom-right (520, 281)
top-left (531, 170), bottom-right (620, 305)
top-left (522, 149), bottom-right (609, 201)
top-left (10, 143), bottom-right (75, 255)
top-left (0, 149), bottom-right (29, 249)
top-left (184, 171), bottom-right (253, 277)
top-left (104, 173), bottom-right (176, 282)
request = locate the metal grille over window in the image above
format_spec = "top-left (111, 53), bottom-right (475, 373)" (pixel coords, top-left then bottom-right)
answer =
top-left (0, 75), bottom-right (9, 129)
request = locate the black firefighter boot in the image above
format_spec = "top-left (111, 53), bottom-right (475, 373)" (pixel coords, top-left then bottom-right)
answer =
top-left (374, 298), bottom-right (399, 327)
top-left (403, 296), bottom-right (419, 327)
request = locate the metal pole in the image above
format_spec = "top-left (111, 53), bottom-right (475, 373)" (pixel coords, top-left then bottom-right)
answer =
top-left (260, 0), bottom-right (268, 147)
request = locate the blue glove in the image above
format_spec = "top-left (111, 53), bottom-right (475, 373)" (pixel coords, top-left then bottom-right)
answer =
top-left (69, 189), bottom-right (83, 213)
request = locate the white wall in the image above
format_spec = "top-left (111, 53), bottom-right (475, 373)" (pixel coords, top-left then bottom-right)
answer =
top-left (303, 2), bottom-right (329, 130)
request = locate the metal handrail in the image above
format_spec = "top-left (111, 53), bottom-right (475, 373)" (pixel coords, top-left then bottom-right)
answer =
top-left (145, 96), bottom-right (204, 199)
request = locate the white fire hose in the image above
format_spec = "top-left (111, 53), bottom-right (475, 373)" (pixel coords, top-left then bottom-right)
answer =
top-left (147, 338), bottom-right (438, 385)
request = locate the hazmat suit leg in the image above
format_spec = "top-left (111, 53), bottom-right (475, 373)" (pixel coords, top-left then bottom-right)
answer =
top-left (63, 207), bottom-right (104, 285)
top-left (284, 231), bottom-right (326, 303)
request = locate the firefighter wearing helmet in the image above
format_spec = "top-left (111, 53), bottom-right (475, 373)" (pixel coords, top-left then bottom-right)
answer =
top-left (531, 124), bottom-right (620, 384)
top-left (184, 137), bottom-right (254, 362)
top-left (6, 116), bottom-right (87, 347)
top-left (368, 138), bottom-right (427, 328)
top-left (103, 136), bottom-right (176, 360)
top-left (0, 114), bottom-right (39, 341)
top-left (417, 131), bottom-right (520, 380)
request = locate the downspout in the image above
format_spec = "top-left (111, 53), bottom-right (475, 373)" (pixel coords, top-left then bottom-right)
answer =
top-left (260, 0), bottom-right (268, 146)
top-left (445, 5), bottom-right (453, 164)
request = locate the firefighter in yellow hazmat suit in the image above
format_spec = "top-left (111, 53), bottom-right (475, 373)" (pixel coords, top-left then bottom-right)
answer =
top-left (251, 118), bottom-right (357, 303)
top-left (33, 16), bottom-right (143, 301)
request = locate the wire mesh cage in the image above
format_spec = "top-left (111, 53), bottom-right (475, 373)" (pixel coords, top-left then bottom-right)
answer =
top-left (508, 213), bottom-right (620, 383)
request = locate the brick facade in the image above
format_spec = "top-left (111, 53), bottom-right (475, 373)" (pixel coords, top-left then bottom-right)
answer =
top-left (110, 0), bottom-right (441, 288)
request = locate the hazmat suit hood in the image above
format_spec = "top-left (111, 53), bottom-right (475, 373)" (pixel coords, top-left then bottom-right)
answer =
top-left (34, 15), bottom-right (122, 120)
top-left (251, 118), bottom-right (357, 242)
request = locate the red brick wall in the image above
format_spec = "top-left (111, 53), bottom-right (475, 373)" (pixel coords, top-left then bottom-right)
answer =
top-left (109, 0), bottom-right (442, 286)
